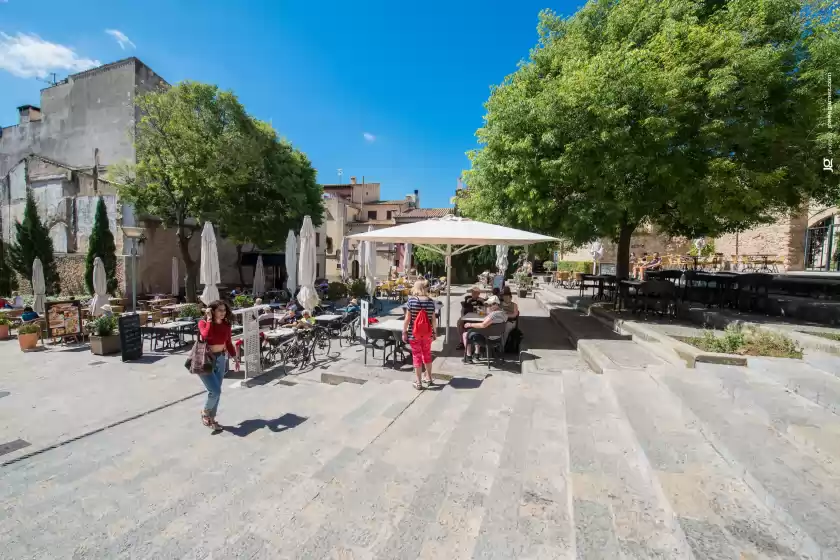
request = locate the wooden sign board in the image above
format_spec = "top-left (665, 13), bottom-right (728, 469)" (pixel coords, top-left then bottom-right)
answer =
top-left (45, 300), bottom-right (83, 340)
top-left (118, 313), bottom-right (144, 362)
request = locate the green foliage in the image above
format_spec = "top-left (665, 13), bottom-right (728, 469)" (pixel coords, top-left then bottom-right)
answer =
top-left (327, 281), bottom-right (348, 300)
top-left (8, 191), bottom-right (59, 294)
top-left (686, 324), bottom-right (802, 358)
top-left (112, 81), bottom-right (323, 302)
top-left (347, 278), bottom-right (368, 298)
top-left (513, 272), bottom-right (533, 289)
top-left (0, 226), bottom-right (17, 296)
top-left (18, 323), bottom-right (41, 335)
top-left (91, 314), bottom-right (118, 337)
top-left (689, 239), bottom-right (717, 257)
top-left (807, 331), bottom-right (840, 342)
top-left (543, 261), bottom-right (556, 272)
top-left (414, 246), bottom-right (444, 267)
top-left (178, 304), bottom-right (203, 320)
top-left (460, 0), bottom-right (840, 279)
top-left (0, 315), bottom-right (12, 326)
top-left (233, 294), bottom-right (254, 308)
top-left (84, 197), bottom-right (118, 295)
top-left (555, 261), bottom-right (594, 273)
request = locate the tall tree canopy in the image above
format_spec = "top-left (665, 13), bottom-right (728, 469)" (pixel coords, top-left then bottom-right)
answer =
top-left (113, 82), bottom-right (323, 301)
top-left (8, 192), bottom-right (59, 294)
top-left (460, 0), bottom-right (840, 278)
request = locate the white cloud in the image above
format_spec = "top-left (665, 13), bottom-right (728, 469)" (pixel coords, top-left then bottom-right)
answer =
top-left (0, 32), bottom-right (100, 78)
top-left (105, 29), bottom-right (135, 50)
top-left (363, 132), bottom-right (376, 143)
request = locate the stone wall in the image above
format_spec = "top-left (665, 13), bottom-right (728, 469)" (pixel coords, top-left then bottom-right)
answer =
top-left (562, 231), bottom-right (692, 263)
top-left (12, 255), bottom-right (125, 296)
top-left (714, 208), bottom-right (809, 271)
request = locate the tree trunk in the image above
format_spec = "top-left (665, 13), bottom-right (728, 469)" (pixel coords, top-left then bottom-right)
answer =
top-left (235, 244), bottom-right (245, 287)
top-left (177, 226), bottom-right (197, 303)
top-left (616, 222), bottom-right (635, 280)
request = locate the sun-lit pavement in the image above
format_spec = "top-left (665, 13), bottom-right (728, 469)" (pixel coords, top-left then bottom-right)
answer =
top-left (2, 287), bottom-right (840, 558)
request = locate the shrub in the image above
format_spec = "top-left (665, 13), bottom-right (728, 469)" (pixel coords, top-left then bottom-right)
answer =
top-left (543, 261), bottom-right (556, 272)
top-left (91, 314), bottom-right (118, 337)
top-left (327, 281), bottom-right (348, 300)
top-left (347, 279), bottom-right (368, 298)
top-left (686, 324), bottom-right (802, 358)
top-left (179, 304), bottom-right (203, 320)
top-left (555, 260), bottom-right (594, 273)
top-left (0, 315), bottom-right (12, 326)
top-left (18, 323), bottom-right (41, 335)
top-left (233, 294), bottom-right (254, 308)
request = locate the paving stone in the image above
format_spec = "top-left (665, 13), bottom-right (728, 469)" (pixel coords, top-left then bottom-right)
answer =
top-left (658, 367), bottom-right (840, 557)
top-left (748, 356), bottom-right (840, 414)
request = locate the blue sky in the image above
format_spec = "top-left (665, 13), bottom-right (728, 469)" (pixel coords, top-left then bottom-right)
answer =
top-left (0, 0), bottom-right (581, 208)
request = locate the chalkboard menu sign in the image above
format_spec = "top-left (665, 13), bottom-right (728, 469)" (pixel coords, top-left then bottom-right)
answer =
top-left (118, 313), bottom-right (143, 362)
top-left (45, 300), bottom-right (83, 340)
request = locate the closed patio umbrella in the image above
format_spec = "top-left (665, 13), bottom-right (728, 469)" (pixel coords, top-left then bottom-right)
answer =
top-left (495, 244), bottom-right (508, 275)
top-left (171, 256), bottom-right (179, 297)
top-left (296, 216), bottom-right (320, 310)
top-left (340, 236), bottom-right (349, 280)
top-left (404, 243), bottom-right (413, 273)
top-left (365, 226), bottom-right (377, 298)
top-left (199, 222), bottom-right (220, 305)
top-left (89, 257), bottom-right (108, 316)
top-left (285, 230), bottom-right (297, 296)
top-left (32, 257), bottom-right (46, 315)
top-left (253, 255), bottom-right (265, 297)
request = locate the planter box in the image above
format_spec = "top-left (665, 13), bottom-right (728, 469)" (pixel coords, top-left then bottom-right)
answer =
top-left (0, 324), bottom-right (9, 340)
top-left (18, 332), bottom-right (39, 351)
top-left (518, 289), bottom-right (528, 298)
top-left (91, 334), bottom-right (121, 355)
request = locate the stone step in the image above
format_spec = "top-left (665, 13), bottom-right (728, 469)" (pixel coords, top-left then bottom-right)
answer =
top-left (744, 356), bottom-right (840, 415)
top-left (0, 375), bottom-right (420, 558)
top-left (607, 368), bottom-right (820, 558)
top-left (804, 351), bottom-right (840, 379)
top-left (549, 306), bottom-right (631, 345)
top-left (578, 339), bottom-right (665, 374)
top-left (562, 368), bottom-right (694, 559)
top-left (656, 366), bottom-right (840, 557)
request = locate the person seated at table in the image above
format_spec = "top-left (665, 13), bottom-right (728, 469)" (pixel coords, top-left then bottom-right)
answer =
top-left (277, 300), bottom-right (299, 324)
top-left (295, 309), bottom-right (316, 328)
top-left (101, 304), bottom-right (114, 317)
top-left (500, 286), bottom-right (520, 321)
top-left (254, 298), bottom-right (269, 316)
top-left (635, 252), bottom-right (662, 280)
top-left (462, 296), bottom-right (507, 364)
top-left (0, 296), bottom-right (10, 309)
top-left (344, 298), bottom-right (360, 314)
top-left (21, 306), bottom-right (39, 322)
top-left (461, 286), bottom-right (485, 316)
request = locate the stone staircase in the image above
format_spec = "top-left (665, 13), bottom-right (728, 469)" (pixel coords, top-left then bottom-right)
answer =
top-left (3, 294), bottom-right (840, 558)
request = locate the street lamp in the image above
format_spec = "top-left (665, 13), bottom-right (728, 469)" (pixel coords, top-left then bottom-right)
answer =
top-left (121, 226), bottom-right (146, 314)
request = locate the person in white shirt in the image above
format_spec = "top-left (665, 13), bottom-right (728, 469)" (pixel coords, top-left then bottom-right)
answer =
top-left (12, 292), bottom-right (24, 309)
top-left (461, 296), bottom-right (507, 364)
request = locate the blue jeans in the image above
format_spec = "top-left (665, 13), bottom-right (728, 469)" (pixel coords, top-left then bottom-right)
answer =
top-left (199, 353), bottom-right (227, 416)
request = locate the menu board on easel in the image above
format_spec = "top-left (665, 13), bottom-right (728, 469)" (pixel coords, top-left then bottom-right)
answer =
top-left (118, 313), bottom-right (143, 362)
top-left (45, 300), bottom-right (83, 340)
top-left (360, 300), bottom-right (369, 340)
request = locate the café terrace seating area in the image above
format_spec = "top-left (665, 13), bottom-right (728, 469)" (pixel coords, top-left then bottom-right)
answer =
top-left (551, 253), bottom-right (840, 325)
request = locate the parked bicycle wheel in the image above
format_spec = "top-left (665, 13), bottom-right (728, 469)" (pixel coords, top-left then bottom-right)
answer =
top-left (311, 328), bottom-right (331, 360)
top-left (339, 320), bottom-right (358, 347)
top-left (281, 338), bottom-right (308, 373)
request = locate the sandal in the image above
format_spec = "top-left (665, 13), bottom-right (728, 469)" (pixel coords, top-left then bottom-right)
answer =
top-left (422, 375), bottom-right (434, 387)
top-left (412, 381), bottom-right (424, 390)
top-left (201, 411), bottom-right (214, 428)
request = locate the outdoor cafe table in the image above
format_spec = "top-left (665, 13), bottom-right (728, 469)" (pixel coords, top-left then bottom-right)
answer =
top-left (263, 327), bottom-right (297, 364)
top-left (616, 279), bottom-right (642, 311)
top-left (366, 319), bottom-right (411, 366)
top-left (745, 254), bottom-right (775, 272)
top-left (143, 320), bottom-right (194, 351)
top-left (313, 314), bottom-right (342, 324)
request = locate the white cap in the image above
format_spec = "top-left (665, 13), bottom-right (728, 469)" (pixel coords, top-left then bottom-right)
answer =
top-left (485, 295), bottom-right (500, 306)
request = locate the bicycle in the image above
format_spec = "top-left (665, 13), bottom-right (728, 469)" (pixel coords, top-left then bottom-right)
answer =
top-left (338, 315), bottom-right (360, 346)
top-left (280, 325), bottom-right (332, 372)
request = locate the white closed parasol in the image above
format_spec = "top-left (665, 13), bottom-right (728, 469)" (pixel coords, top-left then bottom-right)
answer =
top-left (199, 222), bottom-right (220, 305)
top-left (296, 216), bottom-right (320, 310)
top-left (89, 257), bottom-right (108, 316)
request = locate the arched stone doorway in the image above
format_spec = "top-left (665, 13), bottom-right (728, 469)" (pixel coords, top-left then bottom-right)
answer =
top-left (351, 260), bottom-right (360, 279)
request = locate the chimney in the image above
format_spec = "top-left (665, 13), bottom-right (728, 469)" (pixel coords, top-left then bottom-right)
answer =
top-left (350, 177), bottom-right (357, 185)
top-left (17, 105), bottom-right (41, 125)
top-left (413, 189), bottom-right (420, 208)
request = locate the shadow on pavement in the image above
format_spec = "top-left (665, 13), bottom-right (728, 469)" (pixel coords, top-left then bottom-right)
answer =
top-left (223, 412), bottom-right (307, 437)
top-left (448, 377), bottom-right (484, 390)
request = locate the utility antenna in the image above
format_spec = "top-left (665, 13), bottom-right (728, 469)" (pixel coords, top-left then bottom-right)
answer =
top-left (38, 72), bottom-right (58, 86)
top-left (338, 169), bottom-right (343, 183)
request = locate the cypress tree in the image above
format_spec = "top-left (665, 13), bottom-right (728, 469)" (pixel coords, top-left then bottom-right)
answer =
top-left (85, 197), bottom-right (118, 294)
top-left (8, 191), bottom-right (60, 294)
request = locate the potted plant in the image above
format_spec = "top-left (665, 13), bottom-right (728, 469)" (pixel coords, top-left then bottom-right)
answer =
top-left (347, 279), bottom-right (368, 299)
top-left (514, 272), bottom-right (532, 298)
top-left (233, 294), bottom-right (254, 309)
top-left (179, 304), bottom-right (202, 321)
top-left (90, 315), bottom-right (121, 355)
top-left (543, 261), bottom-right (556, 283)
top-left (0, 315), bottom-right (11, 340)
top-left (17, 323), bottom-right (40, 351)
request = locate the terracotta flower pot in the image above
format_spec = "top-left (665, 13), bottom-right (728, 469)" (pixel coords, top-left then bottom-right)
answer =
top-left (18, 332), bottom-right (39, 351)
top-left (0, 324), bottom-right (9, 340)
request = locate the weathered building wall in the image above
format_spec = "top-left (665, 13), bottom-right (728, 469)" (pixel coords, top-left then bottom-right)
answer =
top-left (563, 231), bottom-right (692, 263)
top-left (714, 208), bottom-right (809, 271)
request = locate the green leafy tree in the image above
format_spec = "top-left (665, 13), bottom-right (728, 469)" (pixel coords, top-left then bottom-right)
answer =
top-left (113, 82), bottom-right (283, 302)
top-left (461, 0), bottom-right (840, 279)
top-left (8, 191), bottom-right (59, 294)
top-left (0, 236), bottom-right (17, 295)
top-left (84, 197), bottom-right (118, 295)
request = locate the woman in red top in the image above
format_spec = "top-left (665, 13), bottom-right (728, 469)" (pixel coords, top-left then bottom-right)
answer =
top-left (197, 300), bottom-right (236, 430)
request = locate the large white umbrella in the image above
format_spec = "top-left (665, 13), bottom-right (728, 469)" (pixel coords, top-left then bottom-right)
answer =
top-left (340, 236), bottom-right (349, 280)
top-left (171, 256), bottom-right (179, 297)
top-left (404, 243), bottom-right (413, 272)
top-left (253, 255), bottom-right (265, 297)
top-left (199, 222), bottom-right (220, 305)
top-left (32, 257), bottom-right (46, 315)
top-left (495, 244), bottom-right (508, 275)
top-left (348, 216), bottom-right (557, 343)
top-left (365, 225), bottom-right (377, 297)
top-left (296, 216), bottom-right (320, 310)
top-left (89, 257), bottom-right (108, 316)
top-left (285, 230), bottom-right (297, 296)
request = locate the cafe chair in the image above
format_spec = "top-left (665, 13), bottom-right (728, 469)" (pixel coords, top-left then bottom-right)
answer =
top-left (474, 322), bottom-right (507, 370)
top-left (363, 328), bottom-right (400, 368)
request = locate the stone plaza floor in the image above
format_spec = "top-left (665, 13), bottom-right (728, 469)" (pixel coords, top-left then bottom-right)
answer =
top-left (1, 285), bottom-right (840, 558)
